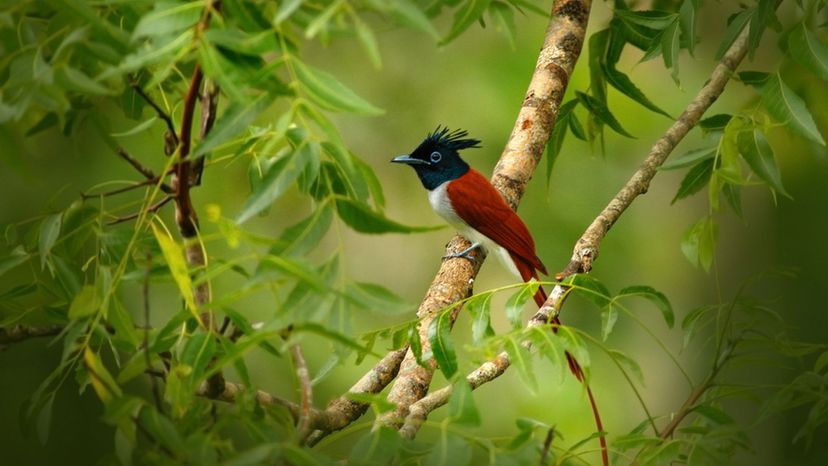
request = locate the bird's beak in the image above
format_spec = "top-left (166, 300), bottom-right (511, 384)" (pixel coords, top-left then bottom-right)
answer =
top-left (391, 155), bottom-right (430, 166)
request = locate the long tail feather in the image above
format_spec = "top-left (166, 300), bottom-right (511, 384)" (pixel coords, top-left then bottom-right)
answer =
top-left (535, 284), bottom-right (609, 466)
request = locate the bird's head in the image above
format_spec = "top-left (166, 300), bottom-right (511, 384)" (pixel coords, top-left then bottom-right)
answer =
top-left (392, 126), bottom-right (481, 190)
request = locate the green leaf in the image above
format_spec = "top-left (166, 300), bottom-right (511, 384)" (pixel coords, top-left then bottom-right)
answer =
top-left (466, 293), bottom-right (493, 344)
top-left (603, 65), bottom-right (671, 117)
top-left (601, 305), bottom-right (618, 340)
top-left (671, 158), bottom-right (714, 203)
top-left (274, 0), bottom-right (303, 24)
top-left (335, 198), bottom-right (442, 234)
top-left (111, 117), bottom-right (158, 138)
top-left (195, 94), bottom-right (272, 157)
top-left (392, 0), bottom-right (439, 39)
top-left (615, 10), bottom-right (677, 30)
top-left (68, 285), bottom-right (102, 320)
top-left (270, 203), bottom-right (333, 257)
top-left (737, 128), bottom-right (790, 197)
top-left (345, 281), bottom-right (410, 314)
top-left (293, 323), bottom-right (378, 356)
top-left (258, 256), bottom-right (326, 292)
top-left (151, 223), bottom-right (197, 315)
top-left (639, 440), bottom-right (682, 466)
top-left (678, 0), bottom-right (699, 54)
top-left (348, 426), bottom-right (401, 465)
top-left (84, 347), bottom-right (122, 404)
top-left (546, 99), bottom-right (578, 184)
top-left (738, 71), bottom-right (770, 88)
top-left (660, 20), bottom-right (681, 84)
top-left (789, 23), bottom-right (828, 80)
top-left (505, 337), bottom-right (537, 392)
top-left (440, 0), bottom-right (492, 45)
top-left (692, 404), bottom-right (734, 425)
top-left (425, 433), bottom-right (472, 466)
top-left (490, 1), bottom-right (516, 48)
top-left (609, 349), bottom-right (644, 385)
top-left (293, 60), bottom-right (383, 115)
top-left (563, 274), bottom-right (611, 310)
top-left (505, 282), bottom-right (539, 330)
top-left (354, 18), bottom-right (382, 69)
top-left (699, 113), bottom-right (733, 132)
top-left (617, 285), bottom-right (674, 328)
top-left (39, 213), bottom-right (62, 270)
top-left (723, 182), bottom-right (743, 217)
top-left (660, 147), bottom-right (715, 170)
top-left (681, 216), bottom-right (718, 272)
top-left (237, 150), bottom-right (310, 224)
top-left (448, 380), bottom-right (480, 426)
top-left (56, 66), bottom-right (111, 95)
top-left (133, 1), bottom-right (202, 39)
top-left (576, 91), bottom-right (634, 138)
top-left (180, 333), bottom-right (216, 382)
top-left (428, 311), bottom-right (458, 378)
top-left (612, 433), bottom-right (662, 452)
top-left (748, 0), bottom-right (775, 58)
top-left (761, 73), bottom-right (825, 145)
top-left (715, 9), bottom-right (752, 60)
top-left (0, 247), bottom-right (30, 278)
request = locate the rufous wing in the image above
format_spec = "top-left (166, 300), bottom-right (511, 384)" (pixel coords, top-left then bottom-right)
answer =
top-left (446, 169), bottom-right (547, 281)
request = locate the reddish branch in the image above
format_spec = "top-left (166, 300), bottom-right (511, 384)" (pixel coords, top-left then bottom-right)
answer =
top-left (376, 0), bottom-right (593, 430)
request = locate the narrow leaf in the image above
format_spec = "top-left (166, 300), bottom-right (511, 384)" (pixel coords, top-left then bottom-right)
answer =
top-left (505, 282), bottom-right (539, 330)
top-left (789, 22), bottom-right (828, 80)
top-left (335, 198), bottom-right (442, 234)
top-left (660, 147), bottom-right (715, 170)
top-left (576, 91), bottom-right (634, 138)
top-left (39, 213), bottom-right (62, 270)
top-left (68, 285), bottom-right (102, 320)
top-left (151, 223), bottom-right (197, 315)
top-left (293, 60), bottom-right (383, 115)
top-left (618, 285), bottom-right (675, 328)
top-left (761, 73), bottom-right (825, 145)
top-left (428, 311), bottom-right (458, 378)
top-left (440, 0), bottom-right (492, 45)
top-left (671, 158), bottom-right (714, 203)
top-left (736, 128), bottom-right (790, 197)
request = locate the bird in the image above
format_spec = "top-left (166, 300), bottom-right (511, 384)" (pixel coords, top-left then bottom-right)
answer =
top-left (392, 126), bottom-right (608, 466)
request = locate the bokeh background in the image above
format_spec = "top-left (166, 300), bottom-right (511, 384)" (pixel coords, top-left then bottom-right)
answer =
top-left (1, 1), bottom-right (827, 464)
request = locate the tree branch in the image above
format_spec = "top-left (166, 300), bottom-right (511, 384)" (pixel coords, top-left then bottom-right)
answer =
top-left (376, 0), bottom-right (592, 430)
top-left (396, 22), bottom-right (754, 442)
top-left (305, 347), bottom-right (408, 446)
top-left (290, 344), bottom-right (314, 440)
top-left (0, 324), bottom-right (64, 347)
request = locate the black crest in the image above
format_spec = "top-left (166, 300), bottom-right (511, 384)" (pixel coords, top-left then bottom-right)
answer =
top-left (421, 125), bottom-right (481, 153)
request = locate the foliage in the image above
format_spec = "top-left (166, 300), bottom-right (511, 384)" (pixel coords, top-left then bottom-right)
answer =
top-left (1, 0), bottom-right (827, 465)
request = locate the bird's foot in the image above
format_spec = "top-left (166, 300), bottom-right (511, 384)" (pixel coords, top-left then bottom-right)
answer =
top-left (443, 242), bottom-right (482, 263)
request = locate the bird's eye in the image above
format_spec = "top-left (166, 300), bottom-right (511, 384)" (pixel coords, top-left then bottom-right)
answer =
top-left (429, 151), bottom-right (442, 163)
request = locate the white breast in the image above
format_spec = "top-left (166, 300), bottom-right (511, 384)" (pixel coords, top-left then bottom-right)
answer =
top-left (427, 182), bottom-right (521, 278)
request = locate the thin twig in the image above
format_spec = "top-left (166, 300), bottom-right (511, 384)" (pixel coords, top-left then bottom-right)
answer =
top-left (290, 344), bottom-right (314, 441)
top-left (540, 426), bottom-right (556, 466)
top-left (106, 196), bottom-right (173, 225)
top-left (0, 324), bottom-right (64, 347)
top-left (129, 82), bottom-right (180, 149)
top-left (376, 0), bottom-right (592, 431)
top-left (116, 147), bottom-right (158, 180)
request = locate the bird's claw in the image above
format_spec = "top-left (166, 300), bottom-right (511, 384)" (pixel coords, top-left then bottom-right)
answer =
top-left (442, 242), bottom-right (481, 263)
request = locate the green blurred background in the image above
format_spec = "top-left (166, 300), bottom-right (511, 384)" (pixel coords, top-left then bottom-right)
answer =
top-left (1, 1), bottom-right (827, 464)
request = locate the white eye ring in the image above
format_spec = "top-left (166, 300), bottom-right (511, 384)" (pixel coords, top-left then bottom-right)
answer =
top-left (429, 151), bottom-right (442, 163)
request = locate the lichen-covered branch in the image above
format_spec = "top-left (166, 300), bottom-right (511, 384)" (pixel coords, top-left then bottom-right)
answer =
top-left (0, 324), bottom-right (64, 347)
top-left (305, 347), bottom-right (408, 446)
top-left (397, 25), bottom-right (754, 440)
top-left (376, 0), bottom-right (593, 430)
top-left (290, 344), bottom-right (313, 439)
